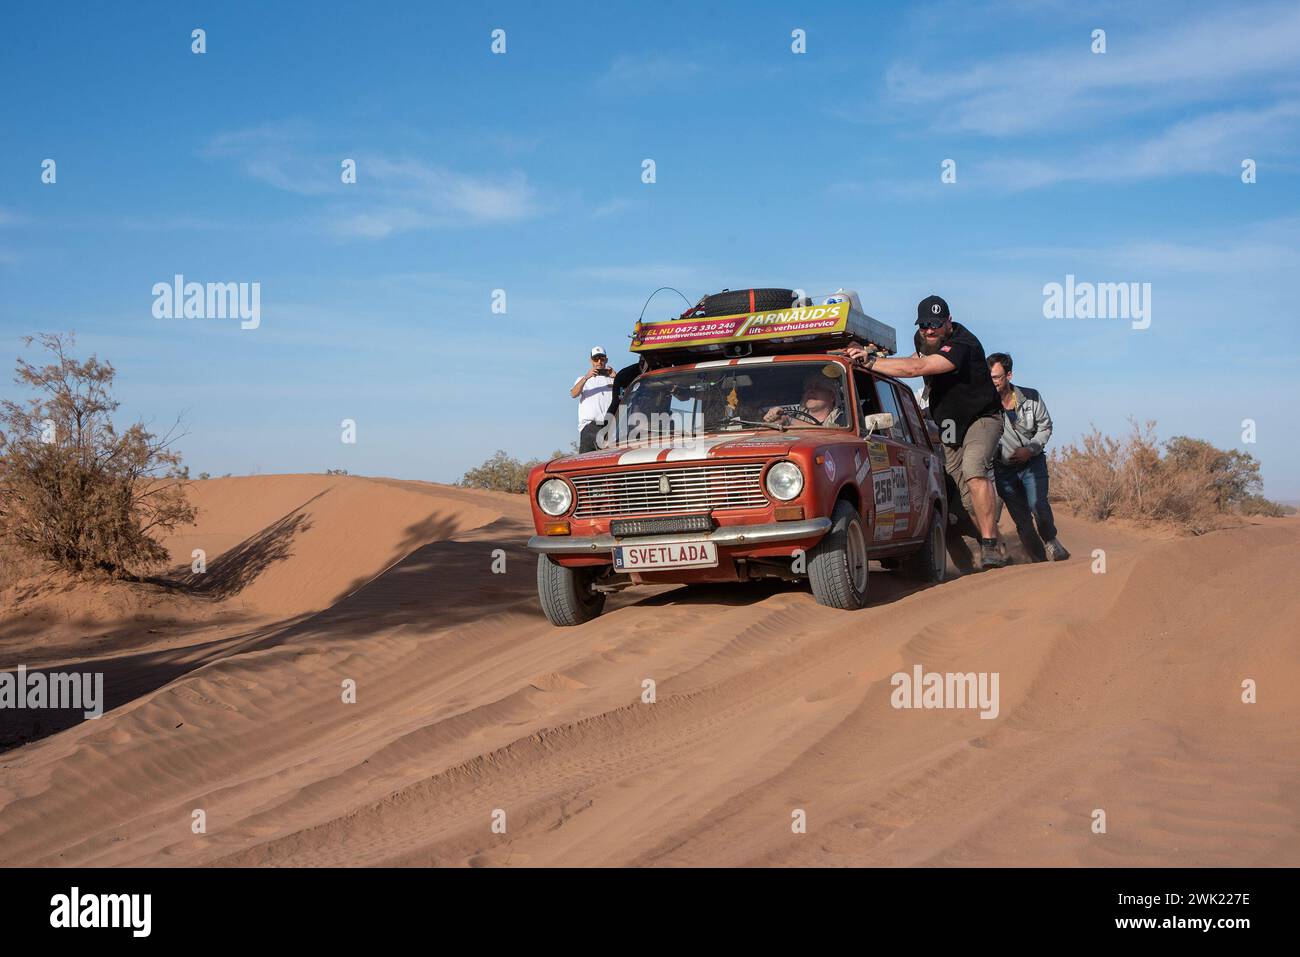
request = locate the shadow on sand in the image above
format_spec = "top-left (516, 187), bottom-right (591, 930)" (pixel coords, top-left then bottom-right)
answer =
top-left (1, 496), bottom-right (1033, 753)
top-left (0, 509), bottom-right (537, 752)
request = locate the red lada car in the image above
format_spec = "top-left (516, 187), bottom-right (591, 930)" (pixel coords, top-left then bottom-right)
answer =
top-left (527, 353), bottom-right (948, 625)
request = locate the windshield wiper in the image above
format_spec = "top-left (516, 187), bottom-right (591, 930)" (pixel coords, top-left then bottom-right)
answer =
top-left (726, 418), bottom-right (787, 432)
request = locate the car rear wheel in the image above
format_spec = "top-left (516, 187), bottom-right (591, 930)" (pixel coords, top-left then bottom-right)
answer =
top-left (807, 500), bottom-right (870, 610)
top-left (899, 506), bottom-right (947, 583)
top-left (537, 556), bottom-right (607, 626)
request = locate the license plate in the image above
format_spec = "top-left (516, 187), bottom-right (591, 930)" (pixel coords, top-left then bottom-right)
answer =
top-left (614, 541), bottom-right (719, 570)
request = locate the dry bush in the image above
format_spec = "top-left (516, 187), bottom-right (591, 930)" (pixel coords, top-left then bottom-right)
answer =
top-left (0, 333), bottom-right (196, 577)
top-left (1239, 493), bottom-right (1296, 517)
top-left (1050, 420), bottom-right (1283, 533)
top-left (459, 440), bottom-right (579, 494)
top-left (459, 449), bottom-right (560, 494)
top-left (1047, 428), bottom-right (1127, 522)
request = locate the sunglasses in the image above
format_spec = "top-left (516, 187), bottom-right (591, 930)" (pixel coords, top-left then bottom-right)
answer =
top-left (917, 318), bottom-right (947, 330)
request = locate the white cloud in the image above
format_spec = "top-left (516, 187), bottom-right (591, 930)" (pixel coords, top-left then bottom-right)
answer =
top-left (570, 264), bottom-right (707, 290)
top-left (329, 158), bottom-right (537, 237)
top-left (591, 197), bottom-right (638, 218)
top-left (202, 120), bottom-right (334, 195)
top-left (887, 2), bottom-right (1300, 135)
top-left (204, 123), bottom-right (540, 238)
top-left (988, 218), bottom-right (1300, 275)
top-left (114, 215), bottom-right (251, 232)
top-left (848, 98), bottom-right (1300, 195)
top-left (598, 54), bottom-right (703, 93)
top-left (978, 101), bottom-right (1300, 188)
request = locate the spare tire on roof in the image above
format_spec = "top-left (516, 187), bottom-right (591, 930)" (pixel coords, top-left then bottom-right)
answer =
top-left (681, 288), bottom-right (797, 319)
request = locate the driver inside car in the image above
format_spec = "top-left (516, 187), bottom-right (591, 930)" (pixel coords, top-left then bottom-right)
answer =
top-left (762, 373), bottom-right (846, 427)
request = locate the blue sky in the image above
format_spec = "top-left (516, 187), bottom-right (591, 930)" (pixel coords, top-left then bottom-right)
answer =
top-left (2, 0), bottom-right (1298, 497)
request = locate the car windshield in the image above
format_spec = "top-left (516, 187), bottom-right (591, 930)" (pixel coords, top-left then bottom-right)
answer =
top-left (618, 362), bottom-right (851, 441)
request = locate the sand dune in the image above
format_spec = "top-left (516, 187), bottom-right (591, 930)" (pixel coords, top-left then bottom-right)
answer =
top-left (0, 474), bottom-right (1296, 866)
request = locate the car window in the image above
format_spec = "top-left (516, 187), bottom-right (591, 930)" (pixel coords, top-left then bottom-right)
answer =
top-left (873, 379), bottom-right (911, 443)
top-left (895, 383), bottom-right (929, 449)
top-left (853, 371), bottom-right (881, 433)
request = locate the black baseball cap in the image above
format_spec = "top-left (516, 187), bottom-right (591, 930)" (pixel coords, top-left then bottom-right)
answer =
top-left (916, 295), bottom-right (950, 326)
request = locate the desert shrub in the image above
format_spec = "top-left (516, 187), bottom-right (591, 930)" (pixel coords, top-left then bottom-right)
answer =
top-left (1046, 428), bottom-right (1128, 522)
top-left (459, 449), bottom-right (562, 494)
top-left (1163, 436), bottom-right (1263, 511)
top-left (1050, 421), bottom-right (1287, 533)
top-left (0, 333), bottom-right (196, 577)
top-left (1238, 493), bottom-right (1296, 517)
top-left (459, 442), bottom-right (579, 494)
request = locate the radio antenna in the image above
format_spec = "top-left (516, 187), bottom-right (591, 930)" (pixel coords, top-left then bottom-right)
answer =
top-left (638, 286), bottom-right (694, 323)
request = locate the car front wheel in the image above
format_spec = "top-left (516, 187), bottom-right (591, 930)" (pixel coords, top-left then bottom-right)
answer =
top-left (807, 499), bottom-right (870, 610)
top-left (537, 556), bottom-right (607, 626)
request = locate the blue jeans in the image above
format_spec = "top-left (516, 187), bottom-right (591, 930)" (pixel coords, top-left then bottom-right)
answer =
top-left (994, 454), bottom-right (1058, 560)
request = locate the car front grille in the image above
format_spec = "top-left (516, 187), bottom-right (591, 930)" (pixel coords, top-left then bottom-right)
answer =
top-left (571, 463), bottom-right (769, 518)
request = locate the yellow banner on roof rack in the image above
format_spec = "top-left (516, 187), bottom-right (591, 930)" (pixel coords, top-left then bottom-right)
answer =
top-left (632, 301), bottom-right (851, 351)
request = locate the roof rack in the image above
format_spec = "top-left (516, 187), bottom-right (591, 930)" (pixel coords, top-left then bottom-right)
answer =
top-left (631, 300), bottom-right (897, 368)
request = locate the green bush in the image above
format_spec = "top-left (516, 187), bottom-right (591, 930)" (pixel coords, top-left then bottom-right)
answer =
top-left (459, 445), bottom-right (578, 494)
top-left (459, 450), bottom-right (552, 494)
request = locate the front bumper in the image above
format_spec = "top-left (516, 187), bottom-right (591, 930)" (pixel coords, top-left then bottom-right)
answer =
top-left (527, 517), bottom-right (832, 555)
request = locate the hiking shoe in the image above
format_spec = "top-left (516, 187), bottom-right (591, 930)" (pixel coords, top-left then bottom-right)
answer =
top-left (1044, 538), bottom-right (1071, 561)
top-left (980, 540), bottom-right (1008, 569)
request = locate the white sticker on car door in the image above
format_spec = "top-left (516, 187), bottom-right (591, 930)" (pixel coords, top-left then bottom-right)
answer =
top-left (890, 465), bottom-right (910, 513)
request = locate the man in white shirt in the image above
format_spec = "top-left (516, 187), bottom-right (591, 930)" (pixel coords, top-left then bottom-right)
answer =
top-left (571, 346), bottom-right (614, 452)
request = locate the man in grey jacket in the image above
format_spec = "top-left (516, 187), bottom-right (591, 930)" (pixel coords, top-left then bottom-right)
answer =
top-left (987, 353), bottom-right (1070, 562)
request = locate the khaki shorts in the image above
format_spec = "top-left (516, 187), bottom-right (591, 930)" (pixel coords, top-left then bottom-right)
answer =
top-left (943, 413), bottom-right (1002, 485)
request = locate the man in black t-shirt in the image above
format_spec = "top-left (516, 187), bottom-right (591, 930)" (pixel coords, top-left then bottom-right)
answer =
top-left (846, 295), bottom-right (1008, 570)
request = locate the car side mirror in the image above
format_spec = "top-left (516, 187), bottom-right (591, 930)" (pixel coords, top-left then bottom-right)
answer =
top-left (863, 412), bottom-right (894, 434)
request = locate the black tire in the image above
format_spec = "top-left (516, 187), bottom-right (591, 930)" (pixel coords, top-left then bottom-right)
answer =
top-left (807, 500), bottom-right (870, 610)
top-left (691, 288), bottom-right (797, 318)
top-left (899, 506), bottom-right (947, 584)
top-left (537, 556), bottom-right (607, 626)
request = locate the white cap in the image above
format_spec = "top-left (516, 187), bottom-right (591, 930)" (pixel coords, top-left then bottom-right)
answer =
top-left (590, 346), bottom-right (607, 358)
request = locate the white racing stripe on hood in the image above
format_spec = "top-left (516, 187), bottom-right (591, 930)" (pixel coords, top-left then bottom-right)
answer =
top-left (662, 436), bottom-right (736, 461)
top-left (617, 446), bottom-right (668, 465)
top-left (616, 434), bottom-right (768, 464)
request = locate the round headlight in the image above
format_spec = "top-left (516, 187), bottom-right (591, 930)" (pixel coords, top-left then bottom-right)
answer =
top-left (765, 461), bottom-right (804, 501)
top-left (537, 478), bottom-right (574, 516)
